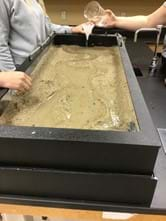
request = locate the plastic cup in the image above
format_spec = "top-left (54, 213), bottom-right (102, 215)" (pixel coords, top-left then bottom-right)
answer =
top-left (84, 1), bottom-right (106, 23)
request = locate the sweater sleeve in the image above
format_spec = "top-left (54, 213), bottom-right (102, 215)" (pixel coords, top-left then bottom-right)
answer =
top-left (0, 0), bottom-right (16, 70)
top-left (45, 16), bottom-right (72, 34)
top-left (50, 23), bottom-right (72, 34)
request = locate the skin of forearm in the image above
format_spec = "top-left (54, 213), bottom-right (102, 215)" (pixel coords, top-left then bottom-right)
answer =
top-left (113, 5), bottom-right (166, 31)
top-left (114, 15), bottom-right (151, 31)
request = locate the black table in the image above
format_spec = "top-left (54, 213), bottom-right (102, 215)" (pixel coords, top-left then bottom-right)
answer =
top-left (0, 38), bottom-right (166, 216)
top-left (127, 40), bottom-right (166, 214)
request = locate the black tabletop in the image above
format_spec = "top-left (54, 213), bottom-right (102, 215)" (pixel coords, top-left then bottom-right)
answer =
top-left (126, 39), bottom-right (166, 214)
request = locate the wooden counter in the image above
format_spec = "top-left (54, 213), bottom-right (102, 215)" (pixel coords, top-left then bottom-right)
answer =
top-left (0, 204), bottom-right (166, 220)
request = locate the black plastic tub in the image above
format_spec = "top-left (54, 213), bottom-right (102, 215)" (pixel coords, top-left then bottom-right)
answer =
top-left (0, 34), bottom-right (161, 174)
top-left (0, 166), bottom-right (157, 206)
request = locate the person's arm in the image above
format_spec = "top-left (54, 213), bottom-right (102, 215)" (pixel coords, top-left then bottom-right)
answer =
top-left (50, 22), bottom-right (84, 34)
top-left (45, 16), bottom-right (84, 34)
top-left (0, 0), bottom-right (16, 70)
top-left (0, 71), bottom-right (32, 91)
top-left (50, 22), bottom-right (72, 34)
top-left (101, 3), bottom-right (166, 31)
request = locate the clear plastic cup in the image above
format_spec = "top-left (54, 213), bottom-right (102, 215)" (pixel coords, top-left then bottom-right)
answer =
top-left (84, 1), bottom-right (106, 23)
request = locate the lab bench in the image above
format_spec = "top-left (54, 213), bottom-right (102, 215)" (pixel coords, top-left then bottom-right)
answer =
top-left (0, 31), bottom-right (166, 216)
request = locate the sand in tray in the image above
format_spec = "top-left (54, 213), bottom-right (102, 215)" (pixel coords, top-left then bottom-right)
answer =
top-left (0, 45), bottom-right (139, 132)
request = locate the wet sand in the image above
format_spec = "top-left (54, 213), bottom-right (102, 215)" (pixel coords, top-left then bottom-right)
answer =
top-left (0, 45), bottom-right (139, 131)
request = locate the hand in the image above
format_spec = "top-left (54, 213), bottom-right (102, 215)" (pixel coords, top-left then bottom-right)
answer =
top-left (71, 22), bottom-right (95, 34)
top-left (0, 71), bottom-right (32, 92)
top-left (95, 9), bottom-right (117, 27)
top-left (71, 24), bottom-right (85, 33)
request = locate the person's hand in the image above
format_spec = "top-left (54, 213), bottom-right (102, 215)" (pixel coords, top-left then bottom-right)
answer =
top-left (95, 9), bottom-right (117, 27)
top-left (71, 24), bottom-right (85, 33)
top-left (71, 22), bottom-right (95, 34)
top-left (0, 71), bottom-right (32, 92)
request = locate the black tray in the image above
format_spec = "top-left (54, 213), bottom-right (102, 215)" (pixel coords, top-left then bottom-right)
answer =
top-left (0, 34), bottom-right (161, 174)
top-left (0, 167), bottom-right (157, 206)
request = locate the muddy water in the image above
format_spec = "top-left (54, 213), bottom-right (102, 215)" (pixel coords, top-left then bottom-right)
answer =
top-left (0, 45), bottom-right (139, 131)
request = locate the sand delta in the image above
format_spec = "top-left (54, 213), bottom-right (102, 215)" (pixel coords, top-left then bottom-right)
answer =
top-left (0, 45), bottom-right (139, 131)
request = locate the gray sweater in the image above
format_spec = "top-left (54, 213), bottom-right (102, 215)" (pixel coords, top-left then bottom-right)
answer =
top-left (0, 0), bottom-right (72, 70)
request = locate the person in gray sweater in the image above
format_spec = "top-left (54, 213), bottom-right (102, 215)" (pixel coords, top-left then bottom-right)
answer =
top-left (0, 0), bottom-right (84, 91)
